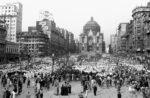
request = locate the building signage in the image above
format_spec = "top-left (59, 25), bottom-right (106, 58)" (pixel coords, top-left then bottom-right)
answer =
top-left (132, 7), bottom-right (150, 15)
top-left (36, 20), bottom-right (51, 32)
top-left (39, 11), bottom-right (53, 20)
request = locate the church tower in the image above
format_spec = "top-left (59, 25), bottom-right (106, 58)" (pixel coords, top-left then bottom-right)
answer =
top-left (79, 17), bottom-right (104, 54)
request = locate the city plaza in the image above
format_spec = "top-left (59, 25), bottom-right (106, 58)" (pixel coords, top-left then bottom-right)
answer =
top-left (0, 1), bottom-right (150, 98)
top-left (0, 53), bottom-right (148, 98)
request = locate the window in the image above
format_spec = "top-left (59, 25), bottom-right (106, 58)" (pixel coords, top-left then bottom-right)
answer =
top-left (97, 37), bottom-right (99, 43)
top-left (6, 48), bottom-right (8, 52)
top-left (82, 37), bottom-right (84, 43)
top-left (97, 46), bottom-right (99, 50)
top-left (82, 46), bottom-right (84, 50)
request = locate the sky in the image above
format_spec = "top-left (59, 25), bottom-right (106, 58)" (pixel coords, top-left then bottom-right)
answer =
top-left (0, 0), bottom-right (150, 46)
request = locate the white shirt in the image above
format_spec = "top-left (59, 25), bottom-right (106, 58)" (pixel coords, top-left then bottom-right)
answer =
top-left (12, 91), bottom-right (16, 98)
top-left (91, 79), bottom-right (95, 85)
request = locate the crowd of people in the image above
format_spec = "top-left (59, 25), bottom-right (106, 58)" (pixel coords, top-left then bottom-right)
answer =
top-left (76, 54), bottom-right (150, 98)
top-left (0, 54), bottom-right (150, 98)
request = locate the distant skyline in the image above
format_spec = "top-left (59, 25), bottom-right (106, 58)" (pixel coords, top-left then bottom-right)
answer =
top-left (0, 0), bottom-right (150, 46)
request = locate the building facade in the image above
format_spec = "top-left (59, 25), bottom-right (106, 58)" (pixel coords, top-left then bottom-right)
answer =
top-left (36, 19), bottom-right (66, 56)
top-left (110, 34), bottom-right (115, 53)
top-left (36, 14), bottom-right (76, 56)
top-left (125, 20), bottom-right (134, 53)
top-left (0, 20), bottom-right (7, 63)
top-left (28, 26), bottom-right (37, 32)
top-left (5, 41), bottom-right (19, 62)
top-left (0, 2), bottom-right (22, 42)
top-left (102, 41), bottom-right (106, 53)
top-left (79, 17), bottom-right (105, 54)
top-left (132, 3), bottom-right (150, 53)
top-left (17, 31), bottom-right (49, 57)
top-left (117, 23), bottom-right (128, 52)
top-left (110, 34), bottom-right (116, 53)
top-left (75, 39), bottom-right (80, 53)
top-left (112, 2), bottom-right (150, 56)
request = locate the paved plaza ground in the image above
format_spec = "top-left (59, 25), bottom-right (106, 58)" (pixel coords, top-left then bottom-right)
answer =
top-left (0, 79), bottom-right (144, 98)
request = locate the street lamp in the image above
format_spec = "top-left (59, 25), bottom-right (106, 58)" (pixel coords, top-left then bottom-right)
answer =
top-left (19, 37), bottom-right (24, 71)
top-left (52, 53), bottom-right (55, 74)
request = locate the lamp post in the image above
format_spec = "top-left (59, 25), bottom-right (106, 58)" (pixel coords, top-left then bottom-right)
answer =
top-left (52, 53), bottom-right (55, 74)
top-left (19, 37), bottom-right (24, 71)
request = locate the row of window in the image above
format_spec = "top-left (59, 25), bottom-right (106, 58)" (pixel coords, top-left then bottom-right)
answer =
top-left (1, 6), bottom-right (14, 9)
top-left (6, 47), bottom-right (18, 53)
top-left (82, 46), bottom-right (100, 50)
top-left (5, 19), bottom-right (16, 23)
top-left (0, 44), bottom-right (5, 48)
top-left (20, 46), bottom-right (37, 49)
top-left (2, 10), bottom-right (14, 13)
top-left (18, 40), bottom-right (42, 42)
top-left (28, 50), bottom-right (38, 53)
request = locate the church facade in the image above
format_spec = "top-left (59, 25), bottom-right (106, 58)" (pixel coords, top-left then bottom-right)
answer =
top-left (79, 17), bottom-right (104, 54)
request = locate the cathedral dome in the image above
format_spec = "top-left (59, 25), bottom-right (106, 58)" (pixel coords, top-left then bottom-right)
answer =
top-left (83, 17), bottom-right (100, 34)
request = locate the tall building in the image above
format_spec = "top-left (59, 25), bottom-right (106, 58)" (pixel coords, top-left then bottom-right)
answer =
top-left (126, 20), bottom-right (134, 53)
top-left (36, 19), bottom-right (56, 38)
top-left (17, 31), bottom-right (49, 57)
top-left (79, 17), bottom-right (105, 54)
top-left (142, 2), bottom-right (150, 56)
top-left (28, 26), bottom-right (37, 32)
top-left (110, 34), bottom-right (115, 53)
top-left (117, 23), bottom-right (128, 52)
top-left (58, 28), bottom-right (68, 52)
top-left (0, 20), bottom-right (7, 63)
top-left (68, 32), bottom-right (76, 53)
top-left (132, 3), bottom-right (150, 53)
top-left (0, 2), bottom-right (22, 42)
top-left (5, 41), bottom-right (19, 62)
top-left (110, 34), bottom-right (118, 53)
top-left (75, 39), bottom-right (80, 53)
top-left (36, 18), bottom-right (66, 56)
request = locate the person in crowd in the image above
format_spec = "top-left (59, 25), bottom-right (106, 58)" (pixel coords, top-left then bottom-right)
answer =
top-left (4, 88), bottom-right (11, 98)
top-left (117, 91), bottom-right (121, 98)
top-left (92, 81), bottom-right (97, 96)
top-left (40, 89), bottom-right (43, 98)
top-left (84, 81), bottom-right (89, 98)
top-left (35, 90), bottom-right (40, 98)
top-left (27, 78), bottom-right (30, 88)
top-left (3, 88), bottom-right (7, 98)
top-left (11, 89), bottom-right (16, 98)
top-left (61, 84), bottom-right (64, 95)
top-left (55, 79), bottom-right (59, 95)
top-left (26, 92), bottom-right (31, 98)
top-left (78, 92), bottom-right (84, 98)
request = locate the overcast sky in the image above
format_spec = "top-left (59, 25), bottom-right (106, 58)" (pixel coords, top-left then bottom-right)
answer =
top-left (0, 0), bottom-right (150, 46)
